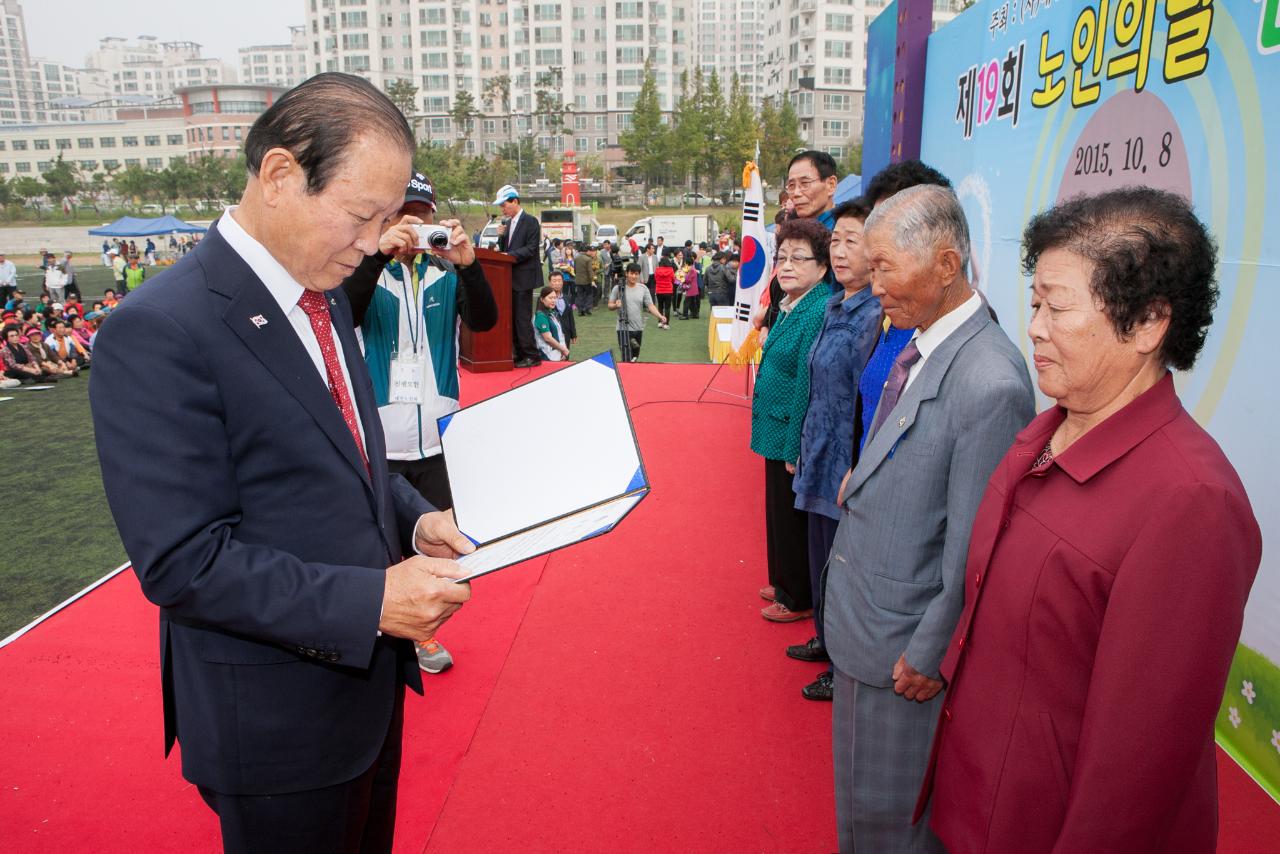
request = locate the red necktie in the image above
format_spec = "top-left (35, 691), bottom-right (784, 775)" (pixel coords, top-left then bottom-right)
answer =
top-left (297, 290), bottom-right (369, 468)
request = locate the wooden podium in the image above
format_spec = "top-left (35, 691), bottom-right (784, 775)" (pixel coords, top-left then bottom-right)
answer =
top-left (461, 247), bottom-right (515, 373)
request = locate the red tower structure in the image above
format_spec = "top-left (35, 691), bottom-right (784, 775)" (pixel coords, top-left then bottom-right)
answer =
top-left (561, 149), bottom-right (580, 206)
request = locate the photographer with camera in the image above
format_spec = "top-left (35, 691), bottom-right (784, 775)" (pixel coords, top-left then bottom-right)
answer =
top-left (341, 171), bottom-right (498, 675)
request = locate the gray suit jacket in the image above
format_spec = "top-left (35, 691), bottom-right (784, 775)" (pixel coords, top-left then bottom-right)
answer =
top-left (824, 307), bottom-right (1035, 686)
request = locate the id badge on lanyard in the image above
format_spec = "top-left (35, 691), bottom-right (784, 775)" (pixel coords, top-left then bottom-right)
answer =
top-left (390, 264), bottom-right (427, 405)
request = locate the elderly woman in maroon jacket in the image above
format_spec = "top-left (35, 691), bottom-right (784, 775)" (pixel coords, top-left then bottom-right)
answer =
top-left (917, 187), bottom-right (1261, 853)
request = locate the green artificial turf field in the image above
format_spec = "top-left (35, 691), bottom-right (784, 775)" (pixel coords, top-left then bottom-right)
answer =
top-left (0, 262), bottom-right (722, 637)
top-left (2, 262), bottom-right (129, 637)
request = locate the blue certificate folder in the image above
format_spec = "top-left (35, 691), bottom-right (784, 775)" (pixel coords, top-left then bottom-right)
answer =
top-left (437, 352), bottom-right (649, 580)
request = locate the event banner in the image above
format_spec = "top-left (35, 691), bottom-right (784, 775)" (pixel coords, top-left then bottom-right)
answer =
top-left (920, 0), bottom-right (1279, 798)
top-left (863, 0), bottom-right (899, 182)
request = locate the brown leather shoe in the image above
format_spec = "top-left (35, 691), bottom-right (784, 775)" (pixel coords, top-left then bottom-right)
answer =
top-left (761, 602), bottom-right (813, 623)
top-left (759, 585), bottom-right (776, 602)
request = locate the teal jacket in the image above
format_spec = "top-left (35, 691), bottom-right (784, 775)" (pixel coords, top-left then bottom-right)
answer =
top-left (750, 282), bottom-right (832, 463)
top-left (361, 255), bottom-right (459, 406)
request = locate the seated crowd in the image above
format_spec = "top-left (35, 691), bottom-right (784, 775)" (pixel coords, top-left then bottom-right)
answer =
top-left (2, 276), bottom-right (111, 388)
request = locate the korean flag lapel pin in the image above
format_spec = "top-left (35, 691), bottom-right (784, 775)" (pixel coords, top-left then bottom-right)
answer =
top-left (250, 314), bottom-right (268, 329)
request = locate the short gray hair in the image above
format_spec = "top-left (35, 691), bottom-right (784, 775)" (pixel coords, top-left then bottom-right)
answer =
top-left (864, 184), bottom-right (971, 274)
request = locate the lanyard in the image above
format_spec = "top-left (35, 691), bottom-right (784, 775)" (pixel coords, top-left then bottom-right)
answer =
top-left (397, 258), bottom-right (425, 355)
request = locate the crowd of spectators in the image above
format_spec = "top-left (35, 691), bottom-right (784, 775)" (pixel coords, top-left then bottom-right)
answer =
top-left (2, 258), bottom-right (111, 388)
top-left (534, 232), bottom-right (741, 351)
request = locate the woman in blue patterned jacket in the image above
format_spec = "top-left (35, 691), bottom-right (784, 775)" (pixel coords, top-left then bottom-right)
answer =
top-left (751, 217), bottom-right (835, 626)
top-left (788, 199), bottom-right (882, 701)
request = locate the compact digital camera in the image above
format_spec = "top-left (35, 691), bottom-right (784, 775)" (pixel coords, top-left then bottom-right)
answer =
top-left (413, 224), bottom-right (452, 251)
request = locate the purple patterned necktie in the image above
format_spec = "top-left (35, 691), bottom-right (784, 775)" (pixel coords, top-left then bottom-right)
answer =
top-left (869, 338), bottom-right (922, 440)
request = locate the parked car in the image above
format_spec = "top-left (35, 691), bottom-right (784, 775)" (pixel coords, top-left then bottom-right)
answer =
top-left (595, 223), bottom-right (620, 249)
top-left (681, 192), bottom-right (721, 207)
top-left (478, 219), bottom-right (503, 250)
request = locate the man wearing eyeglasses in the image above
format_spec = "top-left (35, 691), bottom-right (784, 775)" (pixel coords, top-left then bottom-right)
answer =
top-left (785, 150), bottom-right (840, 228)
top-left (758, 151), bottom-right (842, 337)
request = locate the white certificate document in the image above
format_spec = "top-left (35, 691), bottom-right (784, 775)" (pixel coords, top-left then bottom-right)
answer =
top-left (439, 353), bottom-right (649, 581)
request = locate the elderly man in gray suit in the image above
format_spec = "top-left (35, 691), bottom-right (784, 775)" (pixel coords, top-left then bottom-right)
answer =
top-left (825, 184), bottom-right (1035, 852)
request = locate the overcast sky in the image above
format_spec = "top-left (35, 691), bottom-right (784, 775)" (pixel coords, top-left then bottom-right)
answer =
top-left (23, 1), bottom-right (304, 68)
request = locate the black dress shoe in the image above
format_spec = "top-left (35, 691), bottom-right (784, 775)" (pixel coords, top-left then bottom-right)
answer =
top-left (514, 358), bottom-right (540, 368)
top-left (786, 636), bottom-right (830, 663)
top-left (802, 670), bottom-right (834, 702)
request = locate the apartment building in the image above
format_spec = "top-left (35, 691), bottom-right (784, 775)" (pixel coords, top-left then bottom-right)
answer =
top-left (239, 26), bottom-right (310, 88)
top-left (695, 0), bottom-right (766, 103)
top-left (0, 0), bottom-right (84, 124)
top-left (304, 0), bottom-right (698, 157)
top-left (78, 36), bottom-right (235, 101)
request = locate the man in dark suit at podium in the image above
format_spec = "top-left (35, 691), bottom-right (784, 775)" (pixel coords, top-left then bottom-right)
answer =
top-left (89, 73), bottom-right (475, 854)
top-left (494, 184), bottom-right (543, 366)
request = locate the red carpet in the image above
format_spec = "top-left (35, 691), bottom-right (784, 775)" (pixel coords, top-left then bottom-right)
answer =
top-left (0, 362), bottom-right (1274, 852)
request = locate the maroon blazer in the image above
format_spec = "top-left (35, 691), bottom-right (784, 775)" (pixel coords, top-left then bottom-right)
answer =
top-left (916, 374), bottom-right (1261, 853)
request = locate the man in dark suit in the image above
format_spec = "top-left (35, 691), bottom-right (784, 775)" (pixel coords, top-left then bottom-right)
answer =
top-left (493, 184), bottom-right (543, 366)
top-left (89, 73), bottom-right (474, 854)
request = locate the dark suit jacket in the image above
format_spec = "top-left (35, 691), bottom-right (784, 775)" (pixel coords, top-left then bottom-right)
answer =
top-left (497, 208), bottom-right (542, 291)
top-left (89, 223), bottom-right (430, 796)
top-left (920, 373), bottom-right (1261, 853)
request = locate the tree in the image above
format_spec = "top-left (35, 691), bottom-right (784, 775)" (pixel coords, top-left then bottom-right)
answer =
top-left (85, 171), bottom-right (110, 213)
top-left (386, 78), bottom-right (420, 139)
top-left (112, 164), bottom-right (155, 210)
top-left (496, 138), bottom-right (538, 187)
top-left (670, 69), bottom-right (708, 192)
top-left (722, 73), bottom-right (758, 183)
top-left (533, 67), bottom-right (571, 146)
top-left (43, 153), bottom-right (81, 214)
top-left (156, 159), bottom-right (199, 213)
top-left (618, 59), bottom-right (669, 196)
top-left (481, 74), bottom-right (511, 115)
top-left (449, 90), bottom-right (480, 143)
top-left (699, 69), bottom-right (728, 195)
top-left (12, 176), bottom-right (48, 219)
top-left (575, 152), bottom-right (604, 181)
top-left (758, 97), bottom-right (805, 187)
top-left (841, 141), bottom-right (863, 177)
top-left (217, 155), bottom-right (249, 202)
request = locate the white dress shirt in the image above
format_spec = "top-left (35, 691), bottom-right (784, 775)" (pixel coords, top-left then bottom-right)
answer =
top-left (506, 208), bottom-right (523, 246)
top-left (0, 259), bottom-right (16, 287)
top-left (216, 207), bottom-right (366, 448)
top-left (903, 290), bottom-right (982, 393)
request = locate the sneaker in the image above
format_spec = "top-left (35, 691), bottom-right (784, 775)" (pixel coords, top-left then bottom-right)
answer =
top-left (414, 638), bottom-right (453, 674)
top-left (761, 601), bottom-right (813, 623)
top-left (802, 670), bottom-right (834, 701)
top-left (759, 585), bottom-right (776, 602)
top-left (786, 636), bottom-right (830, 663)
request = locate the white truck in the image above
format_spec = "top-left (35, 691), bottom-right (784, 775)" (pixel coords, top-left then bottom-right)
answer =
top-left (623, 214), bottom-right (719, 249)
top-left (539, 207), bottom-right (601, 245)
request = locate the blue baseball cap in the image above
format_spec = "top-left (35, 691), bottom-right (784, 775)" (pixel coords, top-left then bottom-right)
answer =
top-left (492, 184), bottom-right (519, 205)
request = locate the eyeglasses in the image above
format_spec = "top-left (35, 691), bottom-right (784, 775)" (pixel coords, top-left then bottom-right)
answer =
top-left (784, 177), bottom-right (819, 192)
top-left (774, 254), bottom-right (816, 266)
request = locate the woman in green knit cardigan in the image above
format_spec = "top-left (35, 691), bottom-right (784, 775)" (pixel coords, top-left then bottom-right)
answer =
top-left (750, 217), bottom-right (834, 623)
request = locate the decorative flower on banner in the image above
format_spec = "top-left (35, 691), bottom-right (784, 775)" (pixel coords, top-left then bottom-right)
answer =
top-left (1242, 680), bottom-right (1256, 704)
top-left (1272, 731), bottom-right (1280, 755)
top-left (1228, 707), bottom-right (1241, 728)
